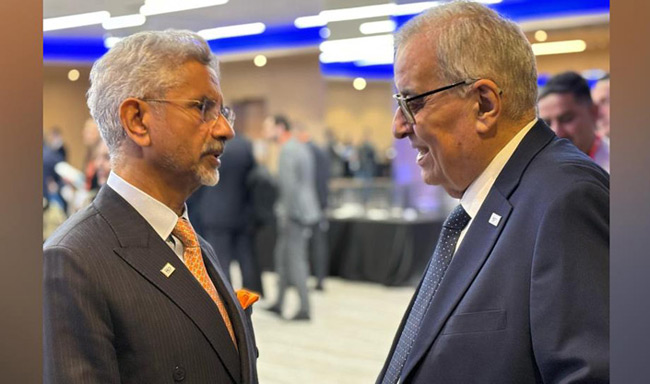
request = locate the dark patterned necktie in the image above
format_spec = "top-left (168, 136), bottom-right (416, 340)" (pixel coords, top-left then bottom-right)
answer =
top-left (383, 205), bottom-right (471, 384)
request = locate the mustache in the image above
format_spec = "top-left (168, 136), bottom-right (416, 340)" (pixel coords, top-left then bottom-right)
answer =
top-left (201, 140), bottom-right (225, 156)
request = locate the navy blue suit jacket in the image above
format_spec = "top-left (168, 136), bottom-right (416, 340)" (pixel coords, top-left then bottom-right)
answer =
top-left (378, 120), bottom-right (609, 383)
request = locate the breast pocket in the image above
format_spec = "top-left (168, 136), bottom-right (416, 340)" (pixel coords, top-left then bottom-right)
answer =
top-left (441, 310), bottom-right (507, 335)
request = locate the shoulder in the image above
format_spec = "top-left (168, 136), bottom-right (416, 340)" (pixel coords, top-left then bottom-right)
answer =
top-left (44, 202), bottom-right (118, 257)
top-left (520, 137), bottom-right (609, 201)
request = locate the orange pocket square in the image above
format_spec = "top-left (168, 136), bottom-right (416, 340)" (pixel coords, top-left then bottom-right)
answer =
top-left (236, 289), bottom-right (260, 310)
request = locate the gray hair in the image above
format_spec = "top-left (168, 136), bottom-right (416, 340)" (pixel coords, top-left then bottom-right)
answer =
top-left (87, 29), bottom-right (219, 161)
top-left (395, 1), bottom-right (538, 121)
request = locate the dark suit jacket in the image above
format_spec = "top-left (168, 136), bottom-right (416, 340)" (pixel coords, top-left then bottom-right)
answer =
top-left (44, 186), bottom-right (258, 384)
top-left (377, 121), bottom-right (609, 383)
top-left (189, 135), bottom-right (255, 233)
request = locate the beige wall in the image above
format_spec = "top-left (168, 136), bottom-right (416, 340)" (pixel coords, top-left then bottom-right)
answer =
top-left (43, 66), bottom-right (92, 169)
top-left (325, 80), bottom-right (394, 151)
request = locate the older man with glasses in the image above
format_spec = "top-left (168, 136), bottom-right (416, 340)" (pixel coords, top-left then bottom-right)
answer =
top-left (44, 30), bottom-right (259, 384)
top-left (377, 2), bottom-right (609, 383)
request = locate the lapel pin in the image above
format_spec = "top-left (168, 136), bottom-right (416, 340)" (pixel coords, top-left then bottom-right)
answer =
top-left (489, 213), bottom-right (502, 227)
top-left (161, 263), bottom-right (176, 278)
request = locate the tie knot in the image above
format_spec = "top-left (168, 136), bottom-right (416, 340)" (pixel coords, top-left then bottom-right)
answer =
top-left (172, 218), bottom-right (199, 248)
top-left (443, 205), bottom-right (471, 230)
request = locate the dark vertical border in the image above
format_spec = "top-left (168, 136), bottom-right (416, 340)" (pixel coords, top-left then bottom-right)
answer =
top-left (610, 1), bottom-right (650, 383)
top-left (0, 0), bottom-right (43, 382)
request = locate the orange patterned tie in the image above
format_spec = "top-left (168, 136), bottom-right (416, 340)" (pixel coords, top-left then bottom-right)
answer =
top-left (173, 218), bottom-right (237, 347)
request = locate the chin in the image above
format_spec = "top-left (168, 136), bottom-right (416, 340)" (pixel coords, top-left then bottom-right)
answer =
top-left (199, 169), bottom-right (220, 186)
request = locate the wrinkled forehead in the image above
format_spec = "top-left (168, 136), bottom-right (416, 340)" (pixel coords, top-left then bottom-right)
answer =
top-left (394, 34), bottom-right (440, 94)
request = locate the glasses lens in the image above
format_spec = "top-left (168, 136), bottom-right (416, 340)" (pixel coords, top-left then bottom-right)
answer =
top-left (222, 106), bottom-right (235, 127)
top-left (399, 99), bottom-right (414, 125)
top-left (201, 99), bottom-right (219, 122)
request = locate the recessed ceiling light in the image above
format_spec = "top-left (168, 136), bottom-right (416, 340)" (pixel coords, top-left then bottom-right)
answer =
top-left (534, 30), bottom-right (548, 42)
top-left (353, 77), bottom-right (367, 91)
top-left (254, 55), bottom-right (267, 67)
top-left (68, 69), bottom-right (80, 82)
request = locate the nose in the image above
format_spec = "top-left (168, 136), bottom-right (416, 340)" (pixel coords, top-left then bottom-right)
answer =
top-left (392, 107), bottom-right (413, 139)
top-left (210, 114), bottom-right (235, 141)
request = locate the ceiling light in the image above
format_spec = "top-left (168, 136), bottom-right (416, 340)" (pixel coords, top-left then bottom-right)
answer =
top-left (140, 0), bottom-right (229, 16)
top-left (319, 27), bottom-right (331, 39)
top-left (104, 36), bottom-right (123, 48)
top-left (532, 40), bottom-right (586, 56)
top-left (198, 22), bottom-right (266, 40)
top-left (360, 20), bottom-right (396, 35)
top-left (67, 69), bottom-right (80, 82)
top-left (294, 15), bottom-right (327, 28)
top-left (353, 78), bottom-right (367, 91)
top-left (320, 34), bottom-right (394, 53)
top-left (534, 30), bottom-right (548, 42)
top-left (254, 55), bottom-right (267, 67)
top-left (294, 1), bottom-right (500, 28)
top-left (102, 14), bottom-right (146, 30)
top-left (44, 11), bottom-right (110, 32)
top-left (319, 34), bottom-right (394, 64)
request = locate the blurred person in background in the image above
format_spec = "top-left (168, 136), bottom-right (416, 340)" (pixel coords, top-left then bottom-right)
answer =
top-left (538, 71), bottom-right (609, 172)
top-left (355, 128), bottom-right (378, 180)
top-left (43, 140), bottom-right (66, 241)
top-left (46, 126), bottom-right (67, 160)
top-left (592, 73), bottom-right (610, 139)
top-left (378, 2), bottom-right (608, 383)
top-left (188, 132), bottom-right (264, 296)
top-left (297, 124), bottom-right (331, 291)
top-left (81, 117), bottom-right (102, 190)
top-left (325, 128), bottom-right (346, 178)
top-left (264, 114), bottom-right (320, 321)
top-left (44, 30), bottom-right (258, 383)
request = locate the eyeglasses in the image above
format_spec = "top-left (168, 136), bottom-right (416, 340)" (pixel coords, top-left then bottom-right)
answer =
top-left (142, 98), bottom-right (235, 127)
top-left (393, 79), bottom-right (476, 125)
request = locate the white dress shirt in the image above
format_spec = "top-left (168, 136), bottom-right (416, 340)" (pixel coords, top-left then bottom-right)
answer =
top-left (106, 171), bottom-right (188, 260)
top-left (455, 118), bottom-right (538, 252)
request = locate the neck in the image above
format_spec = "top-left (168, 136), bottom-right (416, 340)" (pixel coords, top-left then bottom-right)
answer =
top-left (113, 163), bottom-right (192, 216)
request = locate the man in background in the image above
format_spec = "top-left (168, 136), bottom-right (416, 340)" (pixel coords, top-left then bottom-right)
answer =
top-left (538, 71), bottom-right (609, 172)
top-left (378, 2), bottom-right (608, 383)
top-left (44, 30), bottom-right (258, 383)
top-left (297, 125), bottom-right (331, 291)
top-left (592, 73), bottom-right (610, 139)
top-left (264, 115), bottom-right (320, 320)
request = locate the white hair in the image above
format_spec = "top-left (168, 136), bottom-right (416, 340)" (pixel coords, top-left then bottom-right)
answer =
top-left (86, 29), bottom-right (220, 162)
top-left (395, 1), bottom-right (538, 121)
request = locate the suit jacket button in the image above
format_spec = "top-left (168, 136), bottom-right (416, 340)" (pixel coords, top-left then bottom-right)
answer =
top-left (173, 366), bottom-right (186, 382)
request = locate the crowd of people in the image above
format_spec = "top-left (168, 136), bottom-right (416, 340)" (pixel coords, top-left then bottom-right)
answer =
top-left (42, 2), bottom-right (610, 383)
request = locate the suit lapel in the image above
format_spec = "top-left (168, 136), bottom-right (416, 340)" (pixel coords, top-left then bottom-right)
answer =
top-left (94, 186), bottom-right (242, 383)
top-left (401, 190), bottom-right (512, 380)
top-left (401, 120), bottom-right (555, 380)
top-left (201, 237), bottom-right (257, 384)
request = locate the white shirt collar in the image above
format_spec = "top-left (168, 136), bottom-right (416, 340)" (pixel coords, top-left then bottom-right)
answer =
top-left (460, 118), bottom-right (538, 218)
top-left (106, 171), bottom-right (188, 242)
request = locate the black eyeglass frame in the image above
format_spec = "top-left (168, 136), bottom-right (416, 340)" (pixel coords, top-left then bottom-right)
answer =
top-left (141, 98), bottom-right (235, 127)
top-left (393, 79), bottom-right (477, 125)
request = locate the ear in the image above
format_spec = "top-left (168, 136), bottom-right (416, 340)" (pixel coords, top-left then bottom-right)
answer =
top-left (473, 79), bottom-right (501, 135)
top-left (119, 98), bottom-right (152, 148)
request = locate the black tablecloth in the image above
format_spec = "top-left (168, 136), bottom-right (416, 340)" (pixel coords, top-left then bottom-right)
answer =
top-left (327, 217), bottom-right (442, 287)
top-left (256, 217), bottom-right (443, 287)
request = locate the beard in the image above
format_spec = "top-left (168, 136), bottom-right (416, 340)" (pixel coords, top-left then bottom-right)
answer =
top-left (198, 165), bottom-right (219, 186)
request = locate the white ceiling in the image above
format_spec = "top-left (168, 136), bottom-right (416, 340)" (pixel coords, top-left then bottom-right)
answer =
top-left (43, 0), bottom-right (325, 37)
